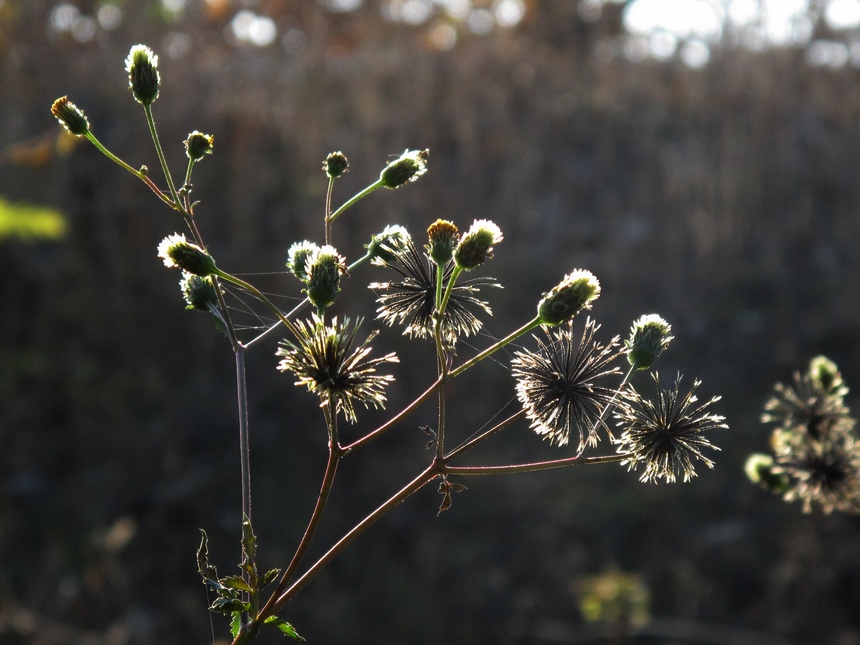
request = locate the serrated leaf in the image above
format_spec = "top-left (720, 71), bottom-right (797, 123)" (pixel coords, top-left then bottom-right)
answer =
top-left (197, 529), bottom-right (228, 592)
top-left (264, 616), bottom-right (304, 640)
top-left (230, 611), bottom-right (242, 639)
top-left (221, 575), bottom-right (253, 592)
top-left (241, 515), bottom-right (257, 568)
top-left (210, 597), bottom-right (250, 615)
top-left (262, 568), bottom-right (282, 587)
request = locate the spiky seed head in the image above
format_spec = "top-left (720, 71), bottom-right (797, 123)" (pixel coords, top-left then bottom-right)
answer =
top-left (157, 233), bottom-right (217, 276)
top-left (426, 219), bottom-right (460, 266)
top-left (125, 44), bottom-right (160, 105)
top-left (379, 149), bottom-right (429, 188)
top-left (184, 131), bottom-right (214, 161)
top-left (286, 241), bottom-right (320, 281)
top-left (366, 225), bottom-right (411, 264)
top-left (454, 219), bottom-right (503, 270)
top-left (51, 96), bottom-right (90, 136)
top-left (626, 314), bottom-right (673, 370)
top-left (537, 270), bottom-right (601, 326)
top-left (305, 245), bottom-right (347, 311)
top-left (323, 151), bottom-right (349, 178)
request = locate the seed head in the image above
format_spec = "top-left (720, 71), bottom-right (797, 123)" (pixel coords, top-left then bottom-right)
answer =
top-left (180, 272), bottom-right (218, 311)
top-left (51, 96), bottom-right (90, 136)
top-left (537, 270), bottom-right (601, 326)
top-left (426, 219), bottom-right (459, 266)
top-left (366, 225), bottom-right (411, 264)
top-left (157, 233), bottom-right (217, 276)
top-left (379, 149), bottom-right (429, 188)
top-left (454, 219), bottom-right (502, 270)
top-left (184, 131), bottom-right (214, 162)
top-left (744, 453), bottom-right (790, 494)
top-left (286, 241), bottom-right (320, 281)
top-left (323, 151), bottom-right (349, 179)
top-left (125, 44), bottom-right (160, 105)
top-left (626, 314), bottom-right (673, 370)
top-left (305, 245), bottom-right (347, 311)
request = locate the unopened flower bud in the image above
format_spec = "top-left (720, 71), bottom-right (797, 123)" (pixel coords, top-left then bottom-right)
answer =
top-left (379, 149), bottom-right (429, 188)
top-left (125, 44), bottom-right (160, 106)
top-left (744, 453), bottom-right (790, 494)
top-left (51, 96), bottom-right (90, 136)
top-left (184, 131), bottom-right (214, 161)
top-left (180, 272), bottom-right (218, 311)
top-left (366, 225), bottom-right (410, 264)
top-left (286, 241), bottom-right (320, 281)
top-left (426, 219), bottom-right (459, 266)
top-left (323, 151), bottom-right (349, 178)
top-left (305, 245), bottom-right (347, 310)
top-left (537, 270), bottom-right (600, 326)
top-left (626, 314), bottom-right (673, 370)
top-left (157, 233), bottom-right (217, 276)
top-left (454, 219), bottom-right (502, 270)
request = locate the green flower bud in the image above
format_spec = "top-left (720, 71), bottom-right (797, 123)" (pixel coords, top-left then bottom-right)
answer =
top-left (323, 151), bottom-right (349, 178)
top-left (744, 453), bottom-right (790, 494)
top-left (366, 225), bottom-right (411, 264)
top-left (626, 314), bottom-right (673, 370)
top-left (157, 233), bottom-right (217, 276)
top-left (180, 272), bottom-right (218, 311)
top-left (426, 219), bottom-right (459, 266)
top-left (537, 270), bottom-right (601, 326)
top-left (305, 245), bottom-right (347, 311)
top-left (454, 219), bottom-right (502, 270)
top-left (184, 131), bottom-right (214, 162)
top-left (379, 149), bottom-right (429, 188)
top-left (125, 44), bottom-right (160, 106)
top-left (286, 241), bottom-right (320, 281)
top-left (51, 96), bottom-right (90, 136)
top-left (808, 355), bottom-right (844, 395)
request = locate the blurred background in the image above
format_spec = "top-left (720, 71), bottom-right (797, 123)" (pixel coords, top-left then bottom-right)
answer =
top-left (4, 0), bottom-right (860, 643)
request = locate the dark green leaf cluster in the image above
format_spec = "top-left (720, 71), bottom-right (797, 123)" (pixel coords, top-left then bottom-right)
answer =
top-left (197, 517), bottom-right (302, 640)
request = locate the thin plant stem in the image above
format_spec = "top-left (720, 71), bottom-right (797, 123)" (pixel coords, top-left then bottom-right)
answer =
top-left (215, 270), bottom-right (300, 338)
top-left (437, 264), bottom-right (462, 315)
top-left (324, 175), bottom-right (335, 245)
top-left (84, 131), bottom-right (174, 208)
top-left (235, 345), bottom-right (252, 522)
top-left (446, 453), bottom-right (625, 476)
top-left (444, 409), bottom-right (527, 461)
top-left (342, 375), bottom-right (445, 453)
top-left (326, 178), bottom-right (384, 225)
top-left (448, 316), bottom-right (543, 379)
top-left (143, 103), bottom-right (182, 208)
top-left (592, 361), bottom-right (639, 441)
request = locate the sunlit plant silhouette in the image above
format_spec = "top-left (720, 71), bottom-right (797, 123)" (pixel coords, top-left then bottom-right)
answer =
top-left (52, 44), bottom-right (727, 643)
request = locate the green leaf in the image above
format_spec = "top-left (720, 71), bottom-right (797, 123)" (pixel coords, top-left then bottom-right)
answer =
top-left (221, 575), bottom-right (253, 592)
top-left (210, 597), bottom-right (250, 615)
top-left (230, 612), bottom-right (242, 639)
top-left (197, 529), bottom-right (228, 592)
top-left (241, 515), bottom-right (257, 568)
top-left (262, 568), bottom-right (282, 588)
top-left (264, 616), bottom-right (304, 640)
top-left (0, 196), bottom-right (68, 243)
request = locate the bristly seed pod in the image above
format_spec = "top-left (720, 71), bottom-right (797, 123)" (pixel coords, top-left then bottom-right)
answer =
top-left (379, 149), bottom-right (429, 188)
top-left (125, 44), bottom-right (160, 106)
top-left (426, 219), bottom-right (459, 266)
top-left (626, 314), bottom-right (673, 370)
top-left (323, 151), bottom-right (349, 179)
top-left (305, 245), bottom-right (347, 311)
top-left (454, 219), bottom-right (502, 270)
top-left (157, 233), bottom-right (218, 276)
top-left (185, 131), bottom-right (214, 162)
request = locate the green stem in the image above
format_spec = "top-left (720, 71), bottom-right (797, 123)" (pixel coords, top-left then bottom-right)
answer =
top-left (437, 265), bottom-right (462, 315)
top-left (236, 345), bottom-right (252, 523)
top-left (324, 175), bottom-right (335, 245)
top-left (143, 103), bottom-right (182, 209)
top-left (447, 316), bottom-right (543, 380)
top-left (326, 178), bottom-right (384, 225)
top-left (84, 131), bottom-right (174, 208)
top-left (446, 453), bottom-right (625, 476)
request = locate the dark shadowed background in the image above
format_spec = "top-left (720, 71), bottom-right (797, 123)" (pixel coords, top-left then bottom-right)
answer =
top-left (4, 0), bottom-right (860, 643)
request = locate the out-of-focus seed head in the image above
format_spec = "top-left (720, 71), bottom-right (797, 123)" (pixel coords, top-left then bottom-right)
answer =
top-left (744, 453), bottom-right (791, 494)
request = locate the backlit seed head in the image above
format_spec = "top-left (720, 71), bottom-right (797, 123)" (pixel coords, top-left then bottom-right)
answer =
top-left (454, 219), bottom-right (502, 270)
top-left (305, 245), bottom-right (347, 311)
top-left (366, 225), bottom-right (411, 264)
top-left (426, 219), bottom-right (460, 266)
top-left (157, 233), bottom-right (217, 276)
top-left (180, 272), bottom-right (218, 311)
top-left (537, 270), bottom-right (601, 326)
top-left (379, 149), bottom-right (429, 188)
top-left (51, 96), bottom-right (90, 136)
top-left (184, 131), bottom-right (214, 162)
top-left (125, 44), bottom-right (160, 105)
top-left (287, 241), bottom-right (320, 281)
top-left (323, 151), bottom-right (349, 178)
top-left (626, 314), bottom-right (673, 370)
